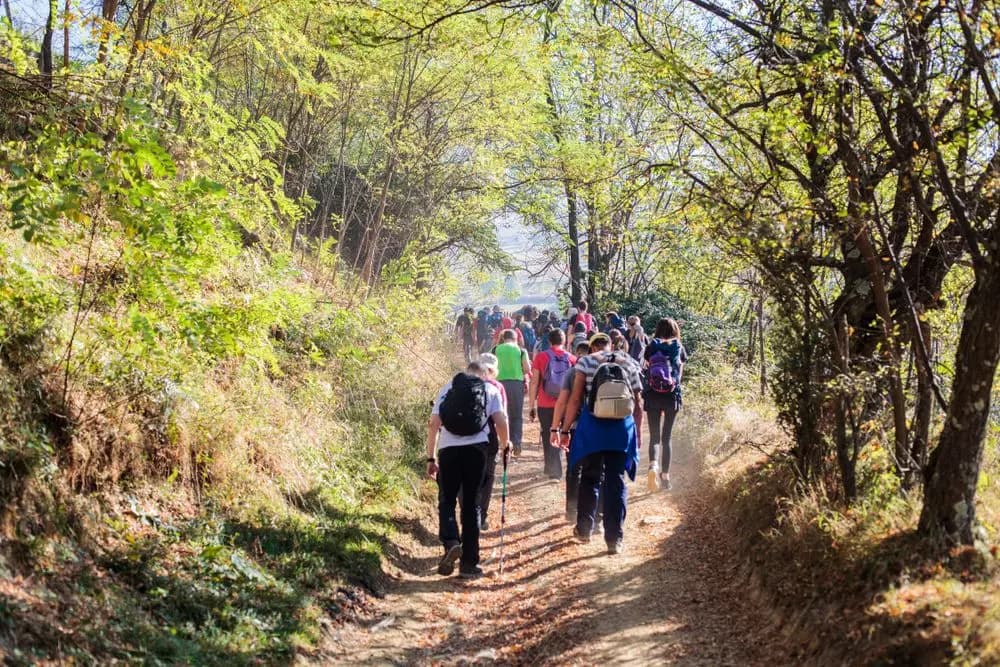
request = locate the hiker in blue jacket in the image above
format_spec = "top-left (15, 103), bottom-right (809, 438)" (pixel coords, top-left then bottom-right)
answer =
top-left (603, 311), bottom-right (628, 337)
top-left (562, 333), bottom-right (644, 555)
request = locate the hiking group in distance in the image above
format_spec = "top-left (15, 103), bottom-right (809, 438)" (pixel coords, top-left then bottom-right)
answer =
top-left (428, 301), bottom-right (687, 578)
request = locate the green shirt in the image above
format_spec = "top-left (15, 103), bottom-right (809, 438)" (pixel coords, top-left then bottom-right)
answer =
top-left (495, 342), bottom-right (527, 381)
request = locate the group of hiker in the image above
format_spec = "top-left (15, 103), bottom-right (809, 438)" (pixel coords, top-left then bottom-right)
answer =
top-left (430, 300), bottom-right (686, 578)
top-left (454, 302), bottom-right (651, 364)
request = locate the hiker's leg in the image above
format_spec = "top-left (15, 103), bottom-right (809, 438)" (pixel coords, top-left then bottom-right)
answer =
top-left (566, 455), bottom-right (581, 518)
top-left (647, 407), bottom-right (663, 470)
top-left (661, 399), bottom-right (679, 475)
top-left (478, 439), bottom-right (499, 521)
top-left (601, 451), bottom-right (628, 543)
top-left (502, 380), bottom-right (525, 449)
top-left (576, 453), bottom-right (601, 535)
top-left (596, 463), bottom-right (605, 525)
top-left (458, 444), bottom-right (488, 567)
top-left (437, 447), bottom-right (462, 547)
top-left (538, 407), bottom-right (559, 478)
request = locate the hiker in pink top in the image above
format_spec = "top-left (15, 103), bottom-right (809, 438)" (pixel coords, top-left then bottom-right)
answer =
top-left (477, 353), bottom-right (506, 530)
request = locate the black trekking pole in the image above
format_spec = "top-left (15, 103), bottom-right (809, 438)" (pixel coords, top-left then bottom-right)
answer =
top-left (499, 445), bottom-right (510, 576)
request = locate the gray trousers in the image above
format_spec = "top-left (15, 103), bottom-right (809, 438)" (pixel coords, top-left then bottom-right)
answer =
top-left (501, 379), bottom-right (525, 447)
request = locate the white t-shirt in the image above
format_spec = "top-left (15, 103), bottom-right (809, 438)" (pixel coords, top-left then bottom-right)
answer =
top-left (432, 379), bottom-right (506, 449)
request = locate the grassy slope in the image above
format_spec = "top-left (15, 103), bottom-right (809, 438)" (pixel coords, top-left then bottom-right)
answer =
top-left (0, 231), bottom-right (453, 664)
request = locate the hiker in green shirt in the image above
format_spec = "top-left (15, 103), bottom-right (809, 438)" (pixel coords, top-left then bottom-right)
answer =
top-left (494, 330), bottom-right (530, 456)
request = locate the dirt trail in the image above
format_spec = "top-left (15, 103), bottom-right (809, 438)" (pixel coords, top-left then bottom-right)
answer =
top-left (318, 419), bottom-right (791, 666)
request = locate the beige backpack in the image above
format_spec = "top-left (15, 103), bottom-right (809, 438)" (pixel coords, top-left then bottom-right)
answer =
top-left (589, 355), bottom-right (634, 419)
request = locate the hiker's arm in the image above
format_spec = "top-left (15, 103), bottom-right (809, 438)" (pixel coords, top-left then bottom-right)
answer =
top-left (563, 370), bottom-right (587, 429)
top-left (425, 414), bottom-right (441, 477)
top-left (632, 390), bottom-right (643, 447)
top-left (528, 367), bottom-right (540, 417)
top-left (491, 411), bottom-right (510, 450)
top-left (552, 388), bottom-right (568, 430)
top-left (552, 388), bottom-right (572, 450)
top-left (521, 352), bottom-right (530, 381)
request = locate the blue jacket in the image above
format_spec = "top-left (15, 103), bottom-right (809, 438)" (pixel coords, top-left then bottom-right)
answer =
top-left (568, 408), bottom-right (639, 481)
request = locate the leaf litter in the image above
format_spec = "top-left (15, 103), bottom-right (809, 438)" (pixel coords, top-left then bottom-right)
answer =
top-left (317, 420), bottom-right (793, 665)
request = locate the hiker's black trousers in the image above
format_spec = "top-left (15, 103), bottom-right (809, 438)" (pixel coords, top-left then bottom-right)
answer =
top-left (566, 458), bottom-right (602, 520)
top-left (501, 380), bottom-right (525, 448)
top-left (576, 450), bottom-right (627, 544)
top-left (438, 443), bottom-right (488, 567)
top-left (646, 394), bottom-right (679, 474)
top-left (478, 440), bottom-right (500, 522)
top-left (538, 407), bottom-right (562, 479)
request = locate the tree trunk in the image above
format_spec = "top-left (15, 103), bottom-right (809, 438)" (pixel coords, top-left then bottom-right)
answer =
top-left (835, 400), bottom-right (858, 502)
top-left (911, 311), bottom-right (933, 475)
top-left (833, 313), bottom-right (857, 501)
top-left (586, 200), bottom-right (600, 307)
top-left (62, 0), bottom-right (70, 68)
top-left (96, 0), bottom-right (119, 65)
top-left (919, 257), bottom-right (1000, 545)
top-left (39, 0), bottom-right (56, 86)
top-left (117, 0), bottom-right (156, 99)
top-left (564, 181), bottom-right (582, 305)
top-left (757, 295), bottom-right (766, 396)
top-left (3, 0), bottom-right (12, 26)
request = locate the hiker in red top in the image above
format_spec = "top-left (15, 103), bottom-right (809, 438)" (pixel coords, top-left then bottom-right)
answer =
top-left (528, 329), bottom-right (577, 481)
top-left (493, 313), bottom-right (524, 347)
top-left (570, 300), bottom-right (597, 334)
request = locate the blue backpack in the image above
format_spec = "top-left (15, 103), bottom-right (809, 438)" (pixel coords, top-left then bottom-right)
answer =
top-left (519, 323), bottom-right (537, 352)
top-left (476, 309), bottom-right (490, 334)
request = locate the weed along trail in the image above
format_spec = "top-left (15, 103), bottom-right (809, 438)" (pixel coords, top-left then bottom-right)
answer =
top-left (316, 419), bottom-right (790, 666)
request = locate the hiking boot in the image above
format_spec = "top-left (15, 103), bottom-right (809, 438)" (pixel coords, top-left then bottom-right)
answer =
top-left (607, 538), bottom-right (624, 555)
top-left (573, 527), bottom-right (591, 544)
top-left (437, 543), bottom-right (462, 576)
top-left (480, 518), bottom-right (490, 531)
top-left (513, 442), bottom-right (523, 457)
top-left (565, 509), bottom-right (577, 524)
top-left (661, 474), bottom-right (673, 491)
top-left (459, 565), bottom-right (485, 579)
top-left (647, 466), bottom-right (660, 493)
top-left (593, 521), bottom-right (603, 536)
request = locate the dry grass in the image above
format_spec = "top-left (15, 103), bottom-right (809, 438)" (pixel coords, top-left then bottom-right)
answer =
top-left (0, 222), bottom-right (458, 661)
top-left (689, 363), bottom-right (1000, 665)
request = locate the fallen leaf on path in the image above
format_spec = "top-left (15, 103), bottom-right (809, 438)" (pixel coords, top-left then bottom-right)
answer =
top-left (370, 615), bottom-right (396, 631)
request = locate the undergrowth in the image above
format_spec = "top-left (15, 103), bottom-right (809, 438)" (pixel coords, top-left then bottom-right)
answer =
top-left (690, 360), bottom-right (1000, 665)
top-left (0, 228), bottom-right (452, 664)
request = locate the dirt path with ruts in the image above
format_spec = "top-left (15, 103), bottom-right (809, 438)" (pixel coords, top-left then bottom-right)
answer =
top-left (316, 417), bottom-right (792, 665)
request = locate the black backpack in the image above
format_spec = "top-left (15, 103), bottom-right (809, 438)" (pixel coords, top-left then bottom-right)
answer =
top-left (439, 373), bottom-right (489, 436)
